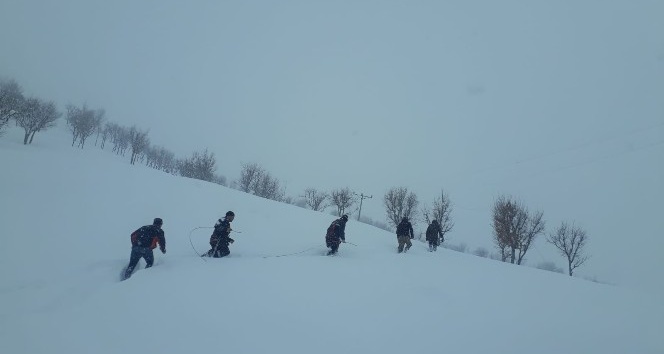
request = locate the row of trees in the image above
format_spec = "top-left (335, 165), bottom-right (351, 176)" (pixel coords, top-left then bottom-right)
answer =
top-left (3, 77), bottom-right (589, 277)
top-left (1, 79), bottom-right (61, 144)
top-left (1, 77), bottom-right (227, 187)
top-left (67, 109), bottom-right (225, 184)
top-left (491, 195), bottom-right (589, 276)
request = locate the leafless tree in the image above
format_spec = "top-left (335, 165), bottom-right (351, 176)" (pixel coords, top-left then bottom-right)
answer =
top-left (0, 79), bottom-right (24, 136)
top-left (65, 104), bottom-right (103, 148)
top-left (238, 163), bottom-right (265, 193)
top-left (128, 126), bottom-right (150, 165)
top-left (384, 186), bottom-right (419, 228)
top-left (108, 123), bottom-right (130, 156)
top-left (421, 189), bottom-right (454, 243)
top-left (492, 195), bottom-right (545, 264)
top-left (546, 222), bottom-right (589, 276)
top-left (254, 171), bottom-right (285, 201)
top-left (303, 188), bottom-right (329, 211)
top-left (98, 123), bottom-right (111, 149)
top-left (144, 145), bottom-right (176, 173)
top-left (179, 148), bottom-right (216, 182)
top-left (330, 187), bottom-right (355, 216)
top-left (13, 97), bottom-right (60, 144)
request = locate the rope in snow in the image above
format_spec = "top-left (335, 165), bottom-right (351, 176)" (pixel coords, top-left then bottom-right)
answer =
top-left (188, 226), bottom-right (213, 262)
top-left (262, 247), bottom-right (318, 258)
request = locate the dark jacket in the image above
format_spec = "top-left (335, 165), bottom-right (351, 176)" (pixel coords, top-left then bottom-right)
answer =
top-left (326, 218), bottom-right (347, 242)
top-left (426, 222), bottom-right (441, 242)
top-left (210, 218), bottom-right (234, 245)
top-left (396, 219), bottom-right (414, 238)
top-left (131, 225), bottom-right (166, 251)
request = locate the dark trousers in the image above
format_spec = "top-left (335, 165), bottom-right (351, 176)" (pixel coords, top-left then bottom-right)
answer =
top-left (207, 242), bottom-right (230, 258)
top-left (124, 246), bottom-right (154, 279)
top-left (428, 240), bottom-right (438, 251)
top-left (326, 238), bottom-right (340, 255)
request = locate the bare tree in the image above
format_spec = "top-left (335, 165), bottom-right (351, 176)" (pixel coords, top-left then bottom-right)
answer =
top-left (384, 186), bottom-right (419, 228)
top-left (259, 173), bottom-right (286, 201)
top-left (546, 222), bottom-right (589, 276)
top-left (98, 123), bottom-right (112, 149)
top-left (108, 123), bottom-right (130, 156)
top-left (13, 97), bottom-right (40, 144)
top-left (0, 79), bottom-right (24, 136)
top-left (26, 99), bottom-right (60, 144)
top-left (128, 126), bottom-right (150, 165)
top-left (13, 98), bottom-right (60, 144)
top-left (492, 195), bottom-right (545, 264)
top-left (330, 187), bottom-right (355, 216)
top-left (238, 163), bottom-right (265, 193)
top-left (179, 149), bottom-right (216, 182)
top-left (65, 104), bottom-right (103, 148)
top-left (158, 148), bottom-right (176, 174)
top-left (421, 189), bottom-right (454, 243)
top-left (303, 188), bottom-right (329, 211)
top-left (144, 145), bottom-right (177, 174)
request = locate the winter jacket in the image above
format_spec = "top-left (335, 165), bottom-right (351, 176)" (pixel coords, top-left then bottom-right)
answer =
top-left (210, 218), bottom-right (234, 245)
top-left (326, 218), bottom-right (347, 243)
top-left (426, 223), bottom-right (441, 242)
top-left (396, 220), bottom-right (414, 238)
top-left (131, 225), bottom-right (166, 251)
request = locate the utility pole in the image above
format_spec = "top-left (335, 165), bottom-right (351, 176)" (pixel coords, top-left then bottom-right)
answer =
top-left (355, 193), bottom-right (373, 221)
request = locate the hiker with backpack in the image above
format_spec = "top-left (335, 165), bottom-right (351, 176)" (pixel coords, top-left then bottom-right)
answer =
top-left (122, 217), bottom-right (166, 280)
top-left (426, 220), bottom-right (442, 252)
top-left (396, 216), bottom-right (414, 253)
top-left (205, 211), bottom-right (236, 258)
top-left (325, 214), bottom-right (348, 256)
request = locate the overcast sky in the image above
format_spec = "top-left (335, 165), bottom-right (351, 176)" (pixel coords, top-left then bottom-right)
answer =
top-left (1, 0), bottom-right (663, 290)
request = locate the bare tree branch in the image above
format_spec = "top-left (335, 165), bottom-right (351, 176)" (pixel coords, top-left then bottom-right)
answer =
top-left (492, 195), bottom-right (545, 264)
top-left (547, 221), bottom-right (589, 276)
top-left (384, 187), bottom-right (419, 228)
top-left (422, 189), bottom-right (454, 243)
top-left (303, 188), bottom-right (329, 211)
top-left (330, 187), bottom-right (355, 216)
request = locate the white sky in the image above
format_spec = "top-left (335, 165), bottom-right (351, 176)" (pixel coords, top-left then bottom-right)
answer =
top-left (1, 1), bottom-right (663, 292)
top-left (0, 133), bottom-right (662, 354)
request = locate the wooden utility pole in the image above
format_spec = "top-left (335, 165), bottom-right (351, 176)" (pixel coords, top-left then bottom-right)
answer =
top-left (355, 193), bottom-right (373, 221)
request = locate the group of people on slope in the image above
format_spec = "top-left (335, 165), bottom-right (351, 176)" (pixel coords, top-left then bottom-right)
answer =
top-left (395, 216), bottom-right (444, 253)
top-left (122, 211), bottom-right (446, 280)
top-left (122, 211), bottom-right (236, 280)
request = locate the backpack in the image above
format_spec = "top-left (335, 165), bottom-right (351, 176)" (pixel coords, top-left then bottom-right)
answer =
top-left (132, 226), bottom-right (155, 247)
top-left (326, 221), bottom-right (338, 238)
top-left (396, 221), bottom-right (410, 236)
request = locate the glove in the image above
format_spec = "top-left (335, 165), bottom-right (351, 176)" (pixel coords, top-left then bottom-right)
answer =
top-left (229, 238), bottom-right (235, 244)
top-left (161, 248), bottom-right (166, 254)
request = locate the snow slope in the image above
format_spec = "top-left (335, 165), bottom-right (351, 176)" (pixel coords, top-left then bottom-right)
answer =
top-left (1, 129), bottom-right (662, 354)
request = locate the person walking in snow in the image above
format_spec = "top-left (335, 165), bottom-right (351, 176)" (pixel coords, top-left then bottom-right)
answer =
top-left (205, 211), bottom-right (235, 258)
top-left (396, 216), bottom-right (414, 253)
top-left (123, 217), bottom-right (166, 280)
top-left (325, 214), bottom-right (348, 256)
top-left (426, 220), bottom-right (443, 252)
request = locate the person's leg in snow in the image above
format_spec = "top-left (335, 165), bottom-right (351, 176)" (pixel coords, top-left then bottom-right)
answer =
top-left (124, 246), bottom-right (148, 280)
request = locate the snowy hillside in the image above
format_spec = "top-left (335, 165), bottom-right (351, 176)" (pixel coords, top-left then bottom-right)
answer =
top-left (1, 128), bottom-right (662, 354)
